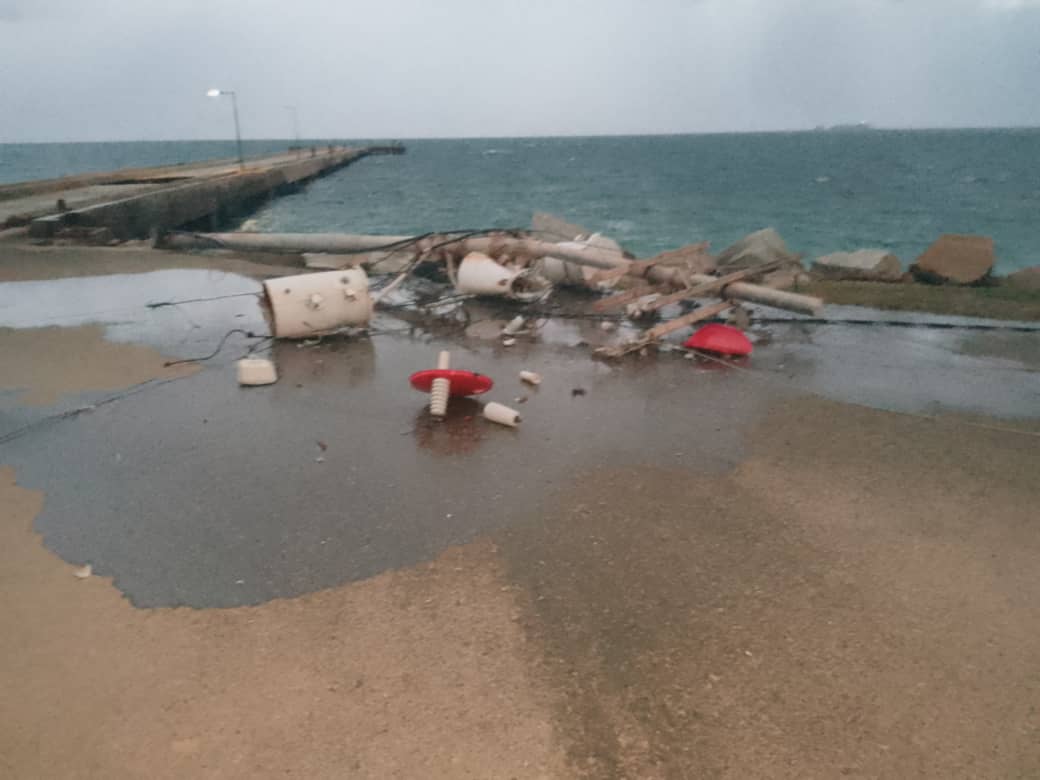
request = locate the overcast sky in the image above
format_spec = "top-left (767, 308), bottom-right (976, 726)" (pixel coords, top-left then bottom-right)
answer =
top-left (2, 0), bottom-right (1039, 141)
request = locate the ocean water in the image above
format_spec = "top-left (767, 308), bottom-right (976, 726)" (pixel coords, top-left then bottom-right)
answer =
top-left (4, 131), bottom-right (1039, 272)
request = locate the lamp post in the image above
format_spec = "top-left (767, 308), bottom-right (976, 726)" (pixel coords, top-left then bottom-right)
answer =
top-left (285, 105), bottom-right (301, 151)
top-left (207, 88), bottom-right (244, 170)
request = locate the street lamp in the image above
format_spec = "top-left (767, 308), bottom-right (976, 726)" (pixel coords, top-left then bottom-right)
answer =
top-left (285, 105), bottom-right (301, 151)
top-left (207, 88), bottom-right (244, 170)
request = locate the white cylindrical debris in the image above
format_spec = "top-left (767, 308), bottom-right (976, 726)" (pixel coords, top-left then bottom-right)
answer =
top-left (262, 269), bottom-right (372, 338)
top-left (455, 252), bottom-right (524, 296)
top-left (502, 315), bottom-right (526, 336)
top-left (430, 351), bottom-right (451, 417)
top-left (519, 370), bottom-right (542, 386)
top-left (236, 357), bottom-right (278, 386)
top-left (538, 254), bottom-right (594, 286)
top-left (484, 402), bottom-right (522, 428)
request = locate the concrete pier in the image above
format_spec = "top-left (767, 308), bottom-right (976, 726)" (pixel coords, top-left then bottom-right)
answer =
top-left (0, 144), bottom-right (404, 240)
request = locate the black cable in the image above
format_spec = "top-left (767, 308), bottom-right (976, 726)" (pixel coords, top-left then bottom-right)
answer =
top-left (0, 375), bottom-right (195, 447)
top-left (146, 291), bottom-right (261, 309)
top-left (163, 328), bottom-right (267, 367)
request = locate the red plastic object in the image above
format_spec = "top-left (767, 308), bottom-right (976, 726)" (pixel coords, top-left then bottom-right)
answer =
top-left (683, 324), bottom-right (753, 356)
top-left (409, 369), bottom-right (494, 396)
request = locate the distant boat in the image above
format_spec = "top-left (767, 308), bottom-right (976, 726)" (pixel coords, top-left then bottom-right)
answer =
top-left (817, 122), bottom-right (876, 133)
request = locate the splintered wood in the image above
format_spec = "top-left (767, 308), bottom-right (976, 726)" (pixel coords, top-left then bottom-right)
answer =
top-left (594, 302), bottom-right (735, 359)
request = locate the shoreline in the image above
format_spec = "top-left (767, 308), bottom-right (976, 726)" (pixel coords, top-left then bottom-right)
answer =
top-left (2, 235), bottom-right (1036, 323)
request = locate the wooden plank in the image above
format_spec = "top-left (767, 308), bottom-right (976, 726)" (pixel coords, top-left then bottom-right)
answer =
top-left (634, 261), bottom-right (784, 314)
top-left (592, 285), bottom-right (656, 312)
top-left (644, 301), bottom-right (735, 340)
top-left (595, 301), bottom-right (735, 359)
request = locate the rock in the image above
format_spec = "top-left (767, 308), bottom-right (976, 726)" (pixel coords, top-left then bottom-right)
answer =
top-left (1005, 265), bottom-right (1040, 291)
top-left (911, 234), bottom-right (994, 285)
top-left (716, 228), bottom-right (802, 272)
top-left (812, 250), bottom-right (903, 282)
top-left (533, 212), bottom-right (631, 260)
top-left (531, 212), bottom-right (590, 242)
top-left (758, 267), bottom-right (806, 291)
top-left (646, 241), bottom-right (717, 275)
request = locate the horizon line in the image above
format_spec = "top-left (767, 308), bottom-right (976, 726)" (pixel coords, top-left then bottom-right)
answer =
top-left (4, 124), bottom-right (1040, 145)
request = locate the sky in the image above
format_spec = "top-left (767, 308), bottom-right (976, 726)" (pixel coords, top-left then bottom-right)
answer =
top-left (2, 0), bottom-right (1040, 141)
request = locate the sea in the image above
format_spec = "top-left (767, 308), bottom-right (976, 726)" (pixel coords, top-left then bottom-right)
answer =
top-left (3, 130), bottom-right (1038, 273)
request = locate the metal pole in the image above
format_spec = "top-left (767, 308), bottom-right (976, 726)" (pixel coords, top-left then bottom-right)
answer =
top-left (287, 106), bottom-right (300, 146)
top-left (230, 91), bottom-right (244, 170)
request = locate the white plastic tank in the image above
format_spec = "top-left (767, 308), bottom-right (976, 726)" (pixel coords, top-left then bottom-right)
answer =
top-left (262, 269), bottom-right (372, 339)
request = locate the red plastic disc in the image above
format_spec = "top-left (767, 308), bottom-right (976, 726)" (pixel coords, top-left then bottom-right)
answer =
top-left (683, 323), bottom-right (753, 356)
top-left (409, 369), bottom-right (494, 396)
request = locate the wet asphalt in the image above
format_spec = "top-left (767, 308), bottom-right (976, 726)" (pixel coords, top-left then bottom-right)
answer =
top-left (0, 269), bottom-right (1037, 607)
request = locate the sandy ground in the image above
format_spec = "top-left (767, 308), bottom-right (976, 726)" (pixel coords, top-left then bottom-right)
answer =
top-left (3, 398), bottom-right (1039, 778)
top-left (0, 467), bottom-right (565, 779)
top-left (2, 244), bottom-right (1039, 778)
top-left (0, 324), bottom-right (197, 405)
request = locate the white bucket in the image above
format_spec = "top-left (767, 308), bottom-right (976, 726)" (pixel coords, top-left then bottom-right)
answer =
top-left (263, 269), bottom-right (372, 339)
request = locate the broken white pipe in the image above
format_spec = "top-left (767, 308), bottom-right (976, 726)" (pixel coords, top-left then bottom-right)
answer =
top-left (430, 351), bottom-right (451, 418)
top-left (483, 402), bottom-right (522, 428)
top-left (454, 252), bottom-right (548, 303)
top-left (460, 237), bottom-right (823, 316)
top-left (262, 269), bottom-right (372, 339)
top-left (502, 316), bottom-right (526, 336)
top-left (519, 370), bottom-right (542, 386)
top-left (687, 273), bottom-right (822, 315)
top-left (161, 232), bottom-right (413, 254)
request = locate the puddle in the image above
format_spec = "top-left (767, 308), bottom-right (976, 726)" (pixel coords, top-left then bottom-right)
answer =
top-left (0, 269), bottom-right (267, 358)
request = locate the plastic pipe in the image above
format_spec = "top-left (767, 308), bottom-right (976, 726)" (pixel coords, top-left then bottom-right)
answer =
top-left (430, 351), bottom-right (451, 417)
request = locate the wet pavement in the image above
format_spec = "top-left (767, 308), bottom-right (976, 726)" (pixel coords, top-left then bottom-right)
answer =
top-left (0, 267), bottom-right (1037, 608)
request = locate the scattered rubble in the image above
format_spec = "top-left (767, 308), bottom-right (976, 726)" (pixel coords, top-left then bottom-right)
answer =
top-left (911, 234), bottom-right (994, 285)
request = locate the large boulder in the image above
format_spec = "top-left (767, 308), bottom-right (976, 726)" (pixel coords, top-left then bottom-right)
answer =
top-left (716, 228), bottom-right (805, 289)
top-left (911, 234), bottom-right (994, 285)
top-left (646, 241), bottom-right (717, 275)
top-left (716, 228), bottom-right (802, 272)
top-left (1005, 265), bottom-right (1040, 292)
top-left (812, 249), bottom-right (903, 282)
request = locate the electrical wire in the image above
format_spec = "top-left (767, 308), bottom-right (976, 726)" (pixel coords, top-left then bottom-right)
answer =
top-left (163, 328), bottom-right (267, 367)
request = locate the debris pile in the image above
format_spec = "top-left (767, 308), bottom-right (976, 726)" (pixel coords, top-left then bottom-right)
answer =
top-left (162, 214), bottom-right (825, 360)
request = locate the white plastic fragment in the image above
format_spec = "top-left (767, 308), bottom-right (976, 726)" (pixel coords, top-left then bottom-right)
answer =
top-left (519, 370), bottom-right (542, 386)
top-left (73, 564), bottom-right (92, 579)
top-left (237, 357), bottom-right (278, 386)
top-left (502, 316), bottom-right (526, 336)
top-left (483, 402), bottom-right (522, 428)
